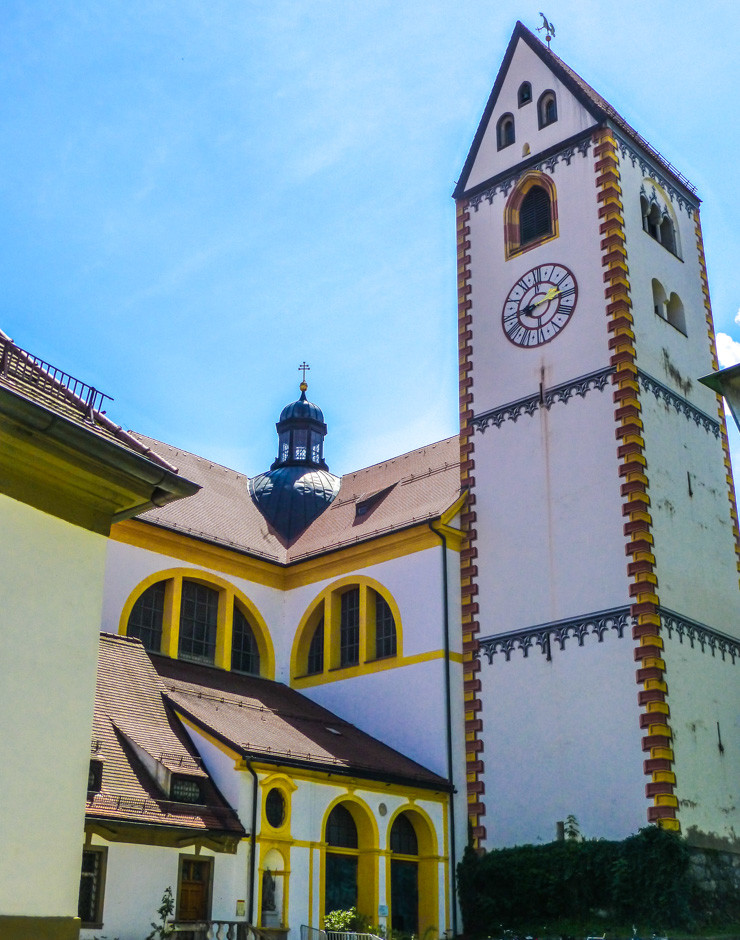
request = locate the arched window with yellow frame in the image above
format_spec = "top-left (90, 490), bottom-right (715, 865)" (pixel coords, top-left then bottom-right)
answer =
top-left (322, 798), bottom-right (378, 924)
top-left (503, 171), bottom-right (558, 259)
top-left (119, 569), bottom-right (274, 678)
top-left (291, 576), bottom-right (402, 682)
top-left (386, 806), bottom-right (439, 940)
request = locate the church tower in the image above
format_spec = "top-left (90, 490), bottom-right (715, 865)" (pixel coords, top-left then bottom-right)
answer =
top-left (455, 21), bottom-right (740, 850)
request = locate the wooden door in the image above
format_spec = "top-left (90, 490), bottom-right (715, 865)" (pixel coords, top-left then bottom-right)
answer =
top-left (179, 858), bottom-right (211, 921)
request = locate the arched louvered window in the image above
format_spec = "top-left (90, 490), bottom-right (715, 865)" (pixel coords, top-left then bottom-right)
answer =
top-left (538, 90), bottom-right (557, 128)
top-left (232, 606), bottom-right (260, 674)
top-left (519, 186), bottom-right (552, 245)
top-left (518, 82), bottom-right (532, 107)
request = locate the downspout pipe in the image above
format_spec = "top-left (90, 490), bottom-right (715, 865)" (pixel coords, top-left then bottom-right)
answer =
top-left (246, 759), bottom-right (259, 926)
top-left (429, 522), bottom-right (459, 937)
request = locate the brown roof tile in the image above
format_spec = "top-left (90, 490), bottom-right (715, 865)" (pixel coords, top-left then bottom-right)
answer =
top-left (87, 634), bottom-right (244, 834)
top-left (128, 434), bottom-right (461, 564)
top-left (154, 656), bottom-right (449, 790)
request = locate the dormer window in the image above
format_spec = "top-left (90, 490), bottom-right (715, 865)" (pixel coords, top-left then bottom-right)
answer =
top-left (496, 113), bottom-right (515, 150)
top-left (88, 759), bottom-right (103, 793)
top-left (538, 90), bottom-right (557, 128)
top-left (171, 775), bottom-right (203, 803)
top-left (518, 82), bottom-right (532, 107)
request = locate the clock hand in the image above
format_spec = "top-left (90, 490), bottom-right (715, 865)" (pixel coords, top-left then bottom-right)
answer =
top-left (523, 286), bottom-right (560, 314)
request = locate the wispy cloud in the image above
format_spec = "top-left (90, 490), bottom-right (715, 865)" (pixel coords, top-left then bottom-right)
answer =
top-left (716, 332), bottom-right (740, 369)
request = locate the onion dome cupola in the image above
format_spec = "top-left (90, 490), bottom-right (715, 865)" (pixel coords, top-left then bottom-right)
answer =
top-left (248, 372), bottom-right (340, 542)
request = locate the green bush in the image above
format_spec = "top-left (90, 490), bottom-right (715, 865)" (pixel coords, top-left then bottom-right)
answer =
top-left (457, 827), bottom-right (702, 934)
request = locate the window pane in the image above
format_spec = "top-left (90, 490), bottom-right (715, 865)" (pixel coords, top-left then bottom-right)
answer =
top-left (232, 606), bottom-right (260, 674)
top-left (375, 593), bottom-right (397, 658)
top-left (307, 616), bottom-right (324, 674)
top-left (390, 814), bottom-right (418, 855)
top-left (127, 581), bottom-right (165, 652)
top-left (325, 854), bottom-right (358, 915)
top-left (340, 589), bottom-right (360, 667)
top-left (326, 804), bottom-right (358, 848)
top-left (179, 581), bottom-right (218, 664)
top-left (78, 849), bottom-right (103, 924)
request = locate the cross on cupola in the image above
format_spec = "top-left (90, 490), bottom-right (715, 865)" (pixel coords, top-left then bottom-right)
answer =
top-left (298, 361), bottom-right (310, 392)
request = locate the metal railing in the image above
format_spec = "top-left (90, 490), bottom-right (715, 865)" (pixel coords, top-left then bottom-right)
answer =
top-left (0, 335), bottom-right (112, 421)
top-left (301, 928), bottom-right (384, 940)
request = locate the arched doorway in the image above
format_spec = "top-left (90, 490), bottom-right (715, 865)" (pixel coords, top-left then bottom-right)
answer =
top-left (390, 813), bottom-right (419, 935)
top-left (325, 803), bottom-right (359, 915)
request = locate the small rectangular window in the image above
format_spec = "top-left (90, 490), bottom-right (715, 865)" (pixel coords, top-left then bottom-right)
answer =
top-left (78, 847), bottom-right (107, 926)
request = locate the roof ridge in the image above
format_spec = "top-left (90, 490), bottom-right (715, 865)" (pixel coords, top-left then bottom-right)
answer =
top-left (341, 434), bottom-right (459, 480)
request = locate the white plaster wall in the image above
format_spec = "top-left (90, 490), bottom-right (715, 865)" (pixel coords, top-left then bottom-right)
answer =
top-left (641, 399), bottom-right (740, 633)
top-left (303, 657), bottom-right (461, 776)
top-left (0, 494), bottom-right (106, 919)
top-left (473, 390), bottom-right (628, 634)
top-left (662, 634), bottom-right (740, 848)
top-left (467, 38), bottom-right (598, 191)
top-left (617, 152), bottom-right (740, 635)
top-left (467, 154), bottom-right (611, 411)
top-left (79, 836), bottom-right (250, 940)
top-left (477, 630), bottom-right (647, 847)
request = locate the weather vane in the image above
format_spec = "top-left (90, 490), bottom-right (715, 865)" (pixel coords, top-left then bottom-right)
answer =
top-left (298, 361), bottom-right (310, 390)
top-left (537, 12), bottom-right (555, 48)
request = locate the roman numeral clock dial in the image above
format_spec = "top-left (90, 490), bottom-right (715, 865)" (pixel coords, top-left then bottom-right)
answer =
top-left (502, 264), bottom-right (578, 347)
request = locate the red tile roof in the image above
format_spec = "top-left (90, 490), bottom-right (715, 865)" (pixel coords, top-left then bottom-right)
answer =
top-left (154, 655), bottom-right (450, 790)
top-left (127, 434), bottom-right (461, 564)
top-left (87, 634), bottom-right (244, 834)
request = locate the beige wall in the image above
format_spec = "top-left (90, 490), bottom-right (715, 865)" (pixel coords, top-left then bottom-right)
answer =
top-left (0, 493), bottom-right (106, 921)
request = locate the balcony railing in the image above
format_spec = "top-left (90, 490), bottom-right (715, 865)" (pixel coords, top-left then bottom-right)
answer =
top-left (0, 335), bottom-right (112, 421)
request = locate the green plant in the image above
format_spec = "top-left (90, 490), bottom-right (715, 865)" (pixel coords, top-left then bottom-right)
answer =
top-left (325, 907), bottom-right (359, 931)
top-left (146, 886), bottom-right (174, 939)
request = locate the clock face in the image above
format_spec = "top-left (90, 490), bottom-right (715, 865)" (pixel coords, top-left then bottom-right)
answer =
top-left (502, 263), bottom-right (578, 347)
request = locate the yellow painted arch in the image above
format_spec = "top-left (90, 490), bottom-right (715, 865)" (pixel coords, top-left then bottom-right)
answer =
top-left (118, 567), bottom-right (275, 678)
top-left (291, 575), bottom-right (404, 681)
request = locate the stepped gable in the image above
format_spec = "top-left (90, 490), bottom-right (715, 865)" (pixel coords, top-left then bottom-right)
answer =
top-left (129, 433), bottom-right (461, 563)
top-left (155, 655), bottom-right (450, 789)
top-left (86, 633), bottom-right (244, 835)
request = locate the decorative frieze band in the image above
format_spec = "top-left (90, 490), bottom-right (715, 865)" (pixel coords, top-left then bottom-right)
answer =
top-left (614, 133), bottom-right (697, 216)
top-left (471, 367), bottom-right (612, 432)
top-left (660, 608), bottom-right (740, 663)
top-left (467, 137), bottom-right (592, 212)
top-left (470, 367), bottom-right (720, 436)
top-left (638, 371), bottom-right (720, 437)
top-left (477, 606), bottom-right (740, 665)
top-left (478, 607), bottom-right (631, 663)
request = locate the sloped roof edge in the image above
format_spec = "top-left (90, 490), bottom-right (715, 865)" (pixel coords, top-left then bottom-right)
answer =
top-left (453, 21), bottom-right (698, 202)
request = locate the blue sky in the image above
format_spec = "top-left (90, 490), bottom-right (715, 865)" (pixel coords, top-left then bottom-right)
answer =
top-left (1, 1), bottom-right (739, 476)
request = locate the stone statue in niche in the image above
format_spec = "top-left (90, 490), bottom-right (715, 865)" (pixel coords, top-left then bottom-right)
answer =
top-left (262, 869), bottom-right (276, 913)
